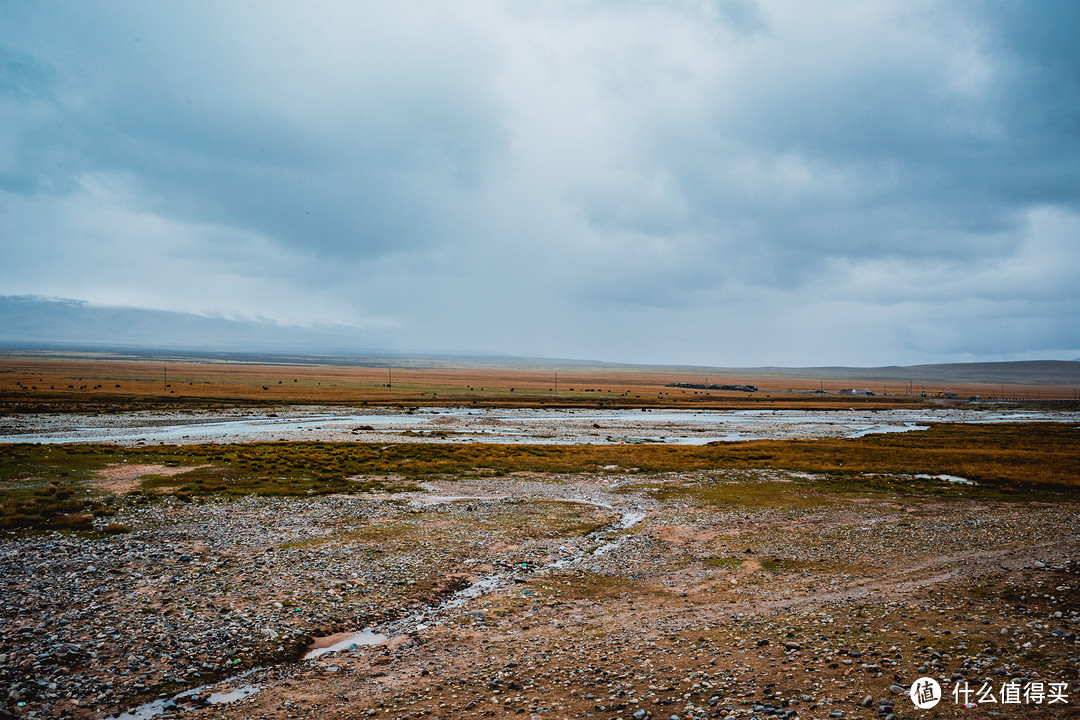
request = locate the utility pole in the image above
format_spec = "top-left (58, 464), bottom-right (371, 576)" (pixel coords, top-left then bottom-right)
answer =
top-left (164, 364), bottom-right (167, 393)
top-left (388, 368), bottom-right (392, 389)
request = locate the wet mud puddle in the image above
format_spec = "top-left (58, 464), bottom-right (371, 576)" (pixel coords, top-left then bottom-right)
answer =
top-left (111, 669), bottom-right (262, 719)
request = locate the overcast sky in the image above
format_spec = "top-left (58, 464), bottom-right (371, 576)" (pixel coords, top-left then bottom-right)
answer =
top-left (2, 1), bottom-right (1078, 366)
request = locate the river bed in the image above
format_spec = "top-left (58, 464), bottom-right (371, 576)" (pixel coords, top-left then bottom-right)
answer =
top-left (3, 406), bottom-right (1076, 446)
top-left (111, 494), bottom-right (644, 720)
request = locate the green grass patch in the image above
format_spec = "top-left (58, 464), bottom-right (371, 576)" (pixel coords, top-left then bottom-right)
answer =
top-left (0, 482), bottom-right (112, 531)
top-left (625, 479), bottom-right (830, 509)
top-left (526, 571), bottom-right (666, 602)
top-left (0, 444), bottom-right (123, 485)
top-left (443, 500), bottom-right (616, 542)
top-left (760, 558), bottom-right (818, 572)
top-left (2, 422), bottom-right (1077, 513)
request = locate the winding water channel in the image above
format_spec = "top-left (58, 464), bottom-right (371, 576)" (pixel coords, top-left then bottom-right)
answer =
top-left (7, 406), bottom-right (1076, 446)
top-left (111, 497), bottom-right (644, 719)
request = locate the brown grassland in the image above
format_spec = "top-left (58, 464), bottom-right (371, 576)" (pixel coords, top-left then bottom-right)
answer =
top-left (1, 356), bottom-right (1077, 413)
top-left (2, 355), bottom-right (1078, 531)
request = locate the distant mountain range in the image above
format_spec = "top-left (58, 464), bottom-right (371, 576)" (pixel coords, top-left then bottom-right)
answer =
top-left (725, 361), bottom-right (1080, 386)
top-left (1, 295), bottom-right (1077, 384)
top-left (0, 295), bottom-right (376, 355)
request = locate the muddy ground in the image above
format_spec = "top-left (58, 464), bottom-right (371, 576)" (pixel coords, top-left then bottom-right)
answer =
top-left (2, 471), bottom-right (1078, 720)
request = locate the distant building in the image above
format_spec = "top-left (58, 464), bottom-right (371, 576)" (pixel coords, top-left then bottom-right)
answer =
top-left (664, 382), bottom-right (758, 392)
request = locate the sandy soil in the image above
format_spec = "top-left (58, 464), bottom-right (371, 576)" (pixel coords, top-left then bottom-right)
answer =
top-left (91, 464), bottom-right (212, 494)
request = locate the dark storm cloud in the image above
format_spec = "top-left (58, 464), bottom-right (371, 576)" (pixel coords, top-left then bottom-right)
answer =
top-left (553, 1), bottom-right (1080, 320)
top-left (0, 1), bottom-right (1077, 365)
top-left (1, 2), bottom-right (508, 260)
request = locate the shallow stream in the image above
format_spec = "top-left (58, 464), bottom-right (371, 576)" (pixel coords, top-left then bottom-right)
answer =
top-left (8, 406), bottom-right (1076, 446)
top-left (108, 496), bottom-right (644, 719)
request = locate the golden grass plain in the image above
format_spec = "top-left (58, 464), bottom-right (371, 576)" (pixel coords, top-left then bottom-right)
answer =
top-left (2, 356), bottom-right (1075, 412)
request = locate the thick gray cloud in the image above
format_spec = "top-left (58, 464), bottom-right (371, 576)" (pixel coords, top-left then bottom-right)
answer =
top-left (1, 1), bottom-right (1077, 366)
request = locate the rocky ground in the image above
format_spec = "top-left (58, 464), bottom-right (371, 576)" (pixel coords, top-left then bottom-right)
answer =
top-left (2, 470), bottom-right (1078, 720)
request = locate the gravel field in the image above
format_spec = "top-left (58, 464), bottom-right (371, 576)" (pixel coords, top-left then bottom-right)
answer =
top-left (2, 468), bottom-right (1078, 720)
